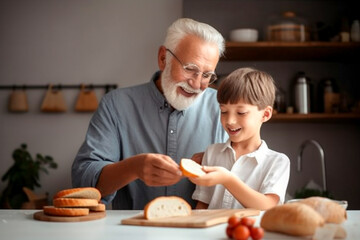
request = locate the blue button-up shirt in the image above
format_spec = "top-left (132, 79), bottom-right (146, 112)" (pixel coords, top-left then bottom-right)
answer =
top-left (72, 72), bottom-right (227, 209)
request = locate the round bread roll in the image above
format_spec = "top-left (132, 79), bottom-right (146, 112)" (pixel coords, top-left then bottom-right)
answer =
top-left (53, 187), bottom-right (101, 201)
top-left (180, 158), bottom-right (205, 177)
top-left (53, 198), bottom-right (99, 208)
top-left (43, 206), bottom-right (89, 217)
top-left (299, 197), bottom-right (347, 224)
top-left (260, 202), bottom-right (325, 236)
top-left (144, 196), bottom-right (192, 220)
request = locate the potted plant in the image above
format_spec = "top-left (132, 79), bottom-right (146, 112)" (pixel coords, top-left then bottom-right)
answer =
top-left (0, 144), bottom-right (58, 209)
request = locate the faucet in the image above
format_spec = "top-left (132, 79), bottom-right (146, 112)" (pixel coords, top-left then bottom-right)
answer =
top-left (297, 139), bottom-right (327, 192)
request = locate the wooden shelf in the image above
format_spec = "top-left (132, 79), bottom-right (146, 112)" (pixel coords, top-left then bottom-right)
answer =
top-left (222, 42), bottom-right (360, 61)
top-left (270, 113), bottom-right (360, 123)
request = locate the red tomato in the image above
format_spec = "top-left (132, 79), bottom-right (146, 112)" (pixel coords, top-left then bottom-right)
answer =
top-left (232, 225), bottom-right (250, 240)
top-left (228, 215), bottom-right (241, 228)
top-left (240, 217), bottom-right (256, 228)
top-left (250, 227), bottom-right (264, 240)
top-left (226, 225), bottom-right (234, 239)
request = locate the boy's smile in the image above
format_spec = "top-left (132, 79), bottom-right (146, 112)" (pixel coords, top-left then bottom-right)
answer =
top-left (220, 100), bottom-right (267, 151)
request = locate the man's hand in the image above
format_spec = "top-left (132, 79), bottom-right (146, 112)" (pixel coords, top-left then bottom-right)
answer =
top-left (136, 153), bottom-right (183, 186)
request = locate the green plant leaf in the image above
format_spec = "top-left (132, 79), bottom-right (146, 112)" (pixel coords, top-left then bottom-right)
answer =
top-left (0, 144), bottom-right (57, 209)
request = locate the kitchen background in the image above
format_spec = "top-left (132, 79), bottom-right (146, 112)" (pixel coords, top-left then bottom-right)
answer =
top-left (0, 0), bottom-right (359, 209)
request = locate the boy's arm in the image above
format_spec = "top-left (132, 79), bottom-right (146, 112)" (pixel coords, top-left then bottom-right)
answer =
top-left (223, 172), bottom-right (279, 210)
top-left (190, 166), bottom-right (279, 210)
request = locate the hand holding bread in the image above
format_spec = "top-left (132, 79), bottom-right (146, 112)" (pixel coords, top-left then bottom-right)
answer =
top-left (137, 153), bottom-right (182, 186)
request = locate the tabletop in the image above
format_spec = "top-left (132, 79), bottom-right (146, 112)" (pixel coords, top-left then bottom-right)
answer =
top-left (1, 209), bottom-right (359, 240)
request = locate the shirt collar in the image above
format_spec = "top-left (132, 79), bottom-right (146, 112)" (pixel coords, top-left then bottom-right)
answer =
top-left (221, 139), bottom-right (268, 163)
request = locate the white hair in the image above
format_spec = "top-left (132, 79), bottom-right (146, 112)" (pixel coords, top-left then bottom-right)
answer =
top-left (163, 18), bottom-right (225, 57)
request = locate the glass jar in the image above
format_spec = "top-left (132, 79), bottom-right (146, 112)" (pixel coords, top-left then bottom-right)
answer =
top-left (266, 11), bottom-right (309, 42)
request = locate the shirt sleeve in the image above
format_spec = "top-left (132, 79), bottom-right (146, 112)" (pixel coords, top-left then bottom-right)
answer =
top-left (259, 153), bottom-right (290, 204)
top-left (71, 95), bottom-right (120, 204)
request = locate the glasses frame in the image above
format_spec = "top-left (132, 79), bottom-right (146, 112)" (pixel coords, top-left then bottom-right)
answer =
top-left (165, 48), bottom-right (218, 85)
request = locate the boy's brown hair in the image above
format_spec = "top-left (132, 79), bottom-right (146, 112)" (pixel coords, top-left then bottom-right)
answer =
top-left (217, 67), bottom-right (276, 110)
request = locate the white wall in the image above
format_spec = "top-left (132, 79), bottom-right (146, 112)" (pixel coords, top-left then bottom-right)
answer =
top-left (0, 0), bottom-right (182, 200)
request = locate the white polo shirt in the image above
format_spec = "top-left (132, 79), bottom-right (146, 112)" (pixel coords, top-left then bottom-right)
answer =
top-left (192, 140), bottom-right (290, 209)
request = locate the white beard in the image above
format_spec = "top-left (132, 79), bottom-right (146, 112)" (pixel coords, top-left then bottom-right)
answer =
top-left (161, 64), bottom-right (204, 111)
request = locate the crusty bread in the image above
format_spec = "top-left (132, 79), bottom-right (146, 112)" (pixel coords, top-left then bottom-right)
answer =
top-left (299, 197), bottom-right (347, 224)
top-left (43, 206), bottom-right (89, 217)
top-left (41, 187), bottom-right (105, 217)
top-left (53, 198), bottom-right (99, 208)
top-left (144, 196), bottom-right (192, 220)
top-left (53, 187), bottom-right (101, 201)
top-left (260, 202), bottom-right (325, 236)
top-left (180, 158), bottom-right (205, 177)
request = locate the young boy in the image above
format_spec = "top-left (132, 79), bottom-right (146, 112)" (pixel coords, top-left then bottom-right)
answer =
top-left (190, 67), bottom-right (290, 210)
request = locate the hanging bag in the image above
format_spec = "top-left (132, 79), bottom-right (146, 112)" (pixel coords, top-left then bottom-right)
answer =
top-left (8, 88), bottom-right (29, 112)
top-left (74, 84), bottom-right (98, 112)
top-left (41, 84), bottom-right (67, 112)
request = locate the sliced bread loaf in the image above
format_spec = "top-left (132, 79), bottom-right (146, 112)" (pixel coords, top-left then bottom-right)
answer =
top-left (144, 196), bottom-right (192, 220)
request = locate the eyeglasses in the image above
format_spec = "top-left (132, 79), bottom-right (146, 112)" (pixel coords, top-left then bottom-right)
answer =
top-left (166, 48), bottom-right (218, 85)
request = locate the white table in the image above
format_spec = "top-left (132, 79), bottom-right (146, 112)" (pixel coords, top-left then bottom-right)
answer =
top-left (0, 210), bottom-right (359, 240)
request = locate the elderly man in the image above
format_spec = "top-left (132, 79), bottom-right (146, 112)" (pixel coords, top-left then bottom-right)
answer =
top-left (72, 18), bottom-right (227, 209)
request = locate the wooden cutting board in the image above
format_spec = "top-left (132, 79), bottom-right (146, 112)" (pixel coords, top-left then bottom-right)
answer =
top-left (121, 209), bottom-right (259, 228)
top-left (33, 211), bottom-right (106, 222)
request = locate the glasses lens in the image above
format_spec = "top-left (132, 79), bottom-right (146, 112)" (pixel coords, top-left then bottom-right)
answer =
top-left (208, 74), bottom-right (217, 84)
top-left (182, 62), bottom-right (217, 85)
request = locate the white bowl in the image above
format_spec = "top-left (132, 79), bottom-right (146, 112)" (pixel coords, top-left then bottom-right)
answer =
top-left (230, 28), bottom-right (258, 42)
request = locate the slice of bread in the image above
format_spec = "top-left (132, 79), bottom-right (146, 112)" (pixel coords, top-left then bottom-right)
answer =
top-left (53, 187), bottom-right (101, 201)
top-left (53, 198), bottom-right (99, 208)
top-left (43, 206), bottom-right (89, 217)
top-left (144, 196), bottom-right (192, 220)
top-left (180, 158), bottom-right (205, 177)
top-left (89, 203), bottom-right (106, 212)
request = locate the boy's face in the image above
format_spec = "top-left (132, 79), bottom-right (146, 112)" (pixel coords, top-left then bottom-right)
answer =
top-left (219, 100), bottom-right (272, 146)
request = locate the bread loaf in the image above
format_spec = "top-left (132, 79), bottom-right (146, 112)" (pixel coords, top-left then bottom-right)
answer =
top-left (180, 158), bottom-right (205, 177)
top-left (299, 197), bottom-right (347, 224)
top-left (144, 196), bottom-right (192, 220)
top-left (53, 187), bottom-right (101, 201)
top-left (260, 202), bottom-right (325, 236)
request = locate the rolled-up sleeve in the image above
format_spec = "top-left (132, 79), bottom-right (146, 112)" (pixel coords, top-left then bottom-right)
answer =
top-left (72, 96), bottom-right (120, 203)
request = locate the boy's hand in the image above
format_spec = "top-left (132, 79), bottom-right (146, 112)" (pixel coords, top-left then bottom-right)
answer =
top-left (189, 166), bottom-right (230, 186)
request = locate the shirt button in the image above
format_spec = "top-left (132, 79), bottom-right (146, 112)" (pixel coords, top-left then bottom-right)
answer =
top-left (170, 130), bottom-right (174, 134)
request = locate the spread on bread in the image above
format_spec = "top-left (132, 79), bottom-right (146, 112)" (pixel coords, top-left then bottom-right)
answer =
top-left (42, 187), bottom-right (105, 217)
top-left (260, 196), bottom-right (347, 239)
top-left (144, 196), bottom-right (192, 220)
